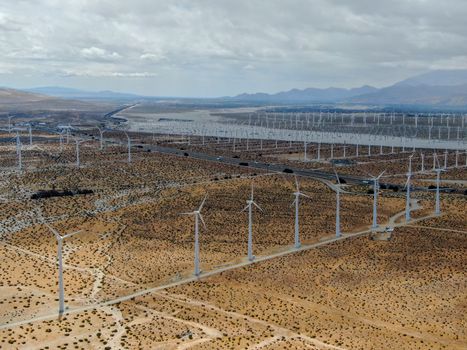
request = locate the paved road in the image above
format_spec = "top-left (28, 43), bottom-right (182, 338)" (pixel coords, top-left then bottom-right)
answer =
top-left (139, 143), bottom-right (371, 184)
top-left (137, 143), bottom-right (458, 193)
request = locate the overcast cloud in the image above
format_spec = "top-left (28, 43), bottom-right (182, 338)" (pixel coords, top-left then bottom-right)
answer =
top-left (1, 0), bottom-right (467, 97)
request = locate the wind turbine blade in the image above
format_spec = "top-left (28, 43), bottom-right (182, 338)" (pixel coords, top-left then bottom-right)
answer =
top-left (299, 192), bottom-right (311, 199)
top-left (241, 204), bottom-right (250, 212)
top-left (63, 230), bottom-right (83, 239)
top-left (377, 170), bottom-right (386, 179)
top-left (44, 222), bottom-right (62, 239)
top-left (198, 195), bottom-right (207, 212)
top-left (199, 213), bottom-right (207, 229)
top-left (294, 175), bottom-right (299, 192)
top-left (404, 176), bottom-right (410, 189)
top-left (252, 201), bottom-right (263, 212)
top-left (250, 183), bottom-right (254, 201)
top-left (179, 212), bottom-right (194, 216)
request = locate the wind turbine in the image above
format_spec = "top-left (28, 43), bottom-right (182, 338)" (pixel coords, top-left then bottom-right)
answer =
top-left (292, 176), bottom-right (311, 249)
top-left (28, 124), bottom-right (33, 146)
top-left (8, 116), bottom-right (13, 133)
top-left (332, 169), bottom-right (342, 237)
top-left (433, 155), bottom-right (445, 216)
top-left (15, 132), bottom-right (22, 171)
top-left (124, 131), bottom-right (132, 163)
top-left (75, 139), bottom-right (84, 168)
top-left (404, 154), bottom-right (414, 222)
top-left (44, 222), bottom-right (83, 315)
top-left (58, 131), bottom-right (64, 152)
top-left (369, 171), bottom-right (385, 230)
top-left (96, 126), bottom-right (105, 150)
top-left (181, 195), bottom-right (207, 277)
top-left (242, 184), bottom-right (263, 261)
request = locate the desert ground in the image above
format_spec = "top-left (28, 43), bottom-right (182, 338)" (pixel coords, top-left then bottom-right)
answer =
top-left (0, 128), bottom-right (465, 349)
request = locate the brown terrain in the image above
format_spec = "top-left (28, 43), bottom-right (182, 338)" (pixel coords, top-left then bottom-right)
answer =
top-left (0, 129), bottom-right (465, 349)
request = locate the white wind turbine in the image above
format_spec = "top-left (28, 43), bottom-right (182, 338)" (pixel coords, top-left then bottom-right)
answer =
top-left (75, 139), bottom-right (84, 168)
top-left (292, 176), bottom-right (311, 249)
top-left (124, 131), bottom-right (132, 163)
top-left (8, 116), bottom-right (13, 133)
top-left (28, 124), bottom-right (33, 146)
top-left (404, 154), bottom-right (414, 222)
top-left (58, 131), bottom-right (64, 152)
top-left (368, 170), bottom-right (385, 230)
top-left (96, 126), bottom-right (105, 150)
top-left (242, 184), bottom-right (263, 261)
top-left (433, 155), bottom-right (445, 216)
top-left (181, 195), bottom-right (207, 277)
top-left (44, 222), bottom-right (83, 315)
top-left (15, 132), bottom-right (22, 172)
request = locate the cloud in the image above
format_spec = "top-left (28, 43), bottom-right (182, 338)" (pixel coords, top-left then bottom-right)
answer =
top-left (61, 69), bottom-right (157, 78)
top-left (140, 53), bottom-right (166, 63)
top-left (0, 12), bottom-right (21, 32)
top-left (80, 47), bottom-right (121, 61)
top-left (0, 0), bottom-right (466, 96)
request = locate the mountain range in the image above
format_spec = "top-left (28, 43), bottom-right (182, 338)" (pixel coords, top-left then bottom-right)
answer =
top-left (3, 69), bottom-right (467, 108)
top-left (26, 86), bottom-right (145, 100)
top-left (231, 70), bottom-right (467, 107)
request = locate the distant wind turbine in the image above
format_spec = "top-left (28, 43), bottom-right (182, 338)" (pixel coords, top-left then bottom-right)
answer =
top-left (124, 131), bottom-right (132, 163)
top-left (15, 132), bottom-right (22, 172)
top-left (28, 124), bottom-right (33, 146)
top-left (433, 154), bottom-right (445, 216)
top-left (75, 139), bottom-right (84, 168)
top-left (96, 126), bottom-right (105, 150)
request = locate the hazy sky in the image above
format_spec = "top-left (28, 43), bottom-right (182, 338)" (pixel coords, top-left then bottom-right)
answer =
top-left (1, 0), bottom-right (467, 97)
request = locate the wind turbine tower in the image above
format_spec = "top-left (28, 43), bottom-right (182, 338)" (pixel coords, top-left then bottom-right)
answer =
top-left (28, 124), bottom-right (33, 146)
top-left (434, 168), bottom-right (444, 216)
top-left (333, 169), bottom-right (342, 237)
top-left (293, 176), bottom-right (311, 249)
top-left (405, 154), bottom-right (414, 222)
top-left (16, 133), bottom-right (22, 171)
top-left (124, 131), bottom-right (132, 163)
top-left (97, 127), bottom-right (105, 150)
top-left (182, 196), bottom-right (207, 276)
top-left (370, 171), bottom-right (385, 230)
top-left (75, 139), bottom-right (83, 168)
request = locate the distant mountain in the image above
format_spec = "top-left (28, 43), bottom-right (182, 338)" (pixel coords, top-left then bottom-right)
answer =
top-left (394, 69), bottom-right (467, 87)
top-left (232, 70), bottom-right (467, 107)
top-left (26, 86), bottom-right (145, 101)
top-left (0, 87), bottom-right (114, 111)
top-left (232, 85), bottom-right (378, 103)
top-left (0, 88), bottom-right (52, 103)
top-left (347, 70), bottom-right (467, 107)
top-left (347, 84), bottom-right (467, 107)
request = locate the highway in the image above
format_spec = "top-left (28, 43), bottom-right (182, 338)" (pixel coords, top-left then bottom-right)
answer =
top-left (136, 143), bottom-right (457, 193)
